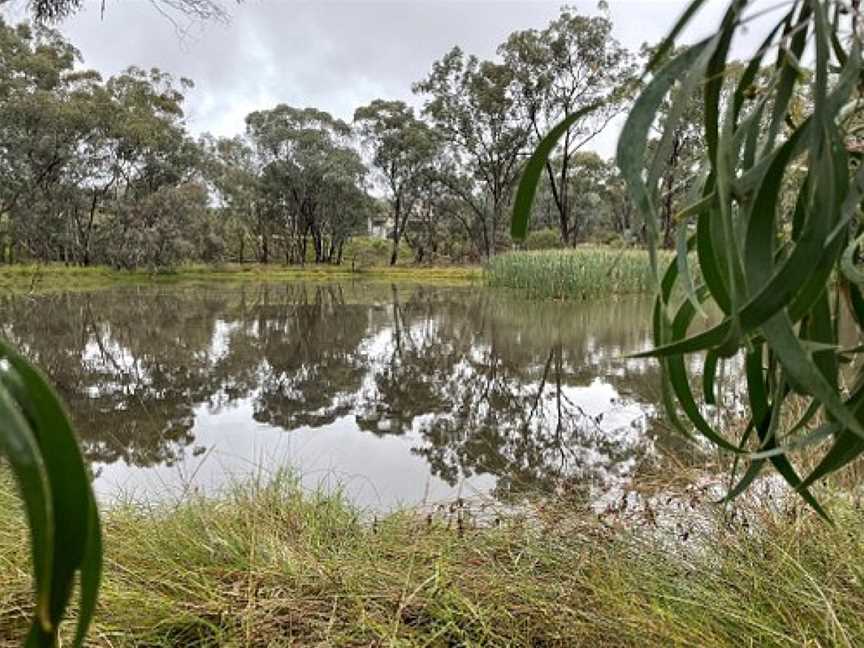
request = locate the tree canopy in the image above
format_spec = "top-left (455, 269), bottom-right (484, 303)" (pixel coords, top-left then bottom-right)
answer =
top-left (0, 6), bottom-right (645, 271)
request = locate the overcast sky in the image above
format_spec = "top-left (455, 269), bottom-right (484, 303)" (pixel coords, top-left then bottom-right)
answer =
top-left (3, 0), bottom-right (773, 157)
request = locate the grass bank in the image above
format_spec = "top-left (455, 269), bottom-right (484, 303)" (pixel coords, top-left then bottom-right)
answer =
top-left (486, 247), bottom-right (672, 299)
top-left (1, 247), bottom-right (673, 298)
top-left (1, 473), bottom-right (862, 647)
top-left (0, 262), bottom-right (482, 293)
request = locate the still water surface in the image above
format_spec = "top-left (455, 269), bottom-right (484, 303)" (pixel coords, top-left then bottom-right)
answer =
top-left (1, 281), bottom-right (669, 510)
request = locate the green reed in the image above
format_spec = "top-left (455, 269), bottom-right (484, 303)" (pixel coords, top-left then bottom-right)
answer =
top-left (485, 247), bottom-right (670, 299)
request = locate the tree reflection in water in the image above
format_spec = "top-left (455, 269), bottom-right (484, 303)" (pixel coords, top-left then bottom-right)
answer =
top-left (0, 282), bottom-right (668, 503)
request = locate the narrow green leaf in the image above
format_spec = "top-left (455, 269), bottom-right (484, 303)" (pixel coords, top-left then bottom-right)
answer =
top-left (705, 0), bottom-right (748, 164)
top-left (762, 2), bottom-right (812, 154)
top-left (0, 339), bottom-right (102, 646)
top-left (511, 103), bottom-right (601, 241)
top-left (617, 40), bottom-right (712, 280)
top-left (702, 351), bottom-right (720, 405)
top-left (645, 0), bottom-right (710, 73)
top-left (0, 377), bottom-right (54, 633)
top-left (750, 422), bottom-right (838, 459)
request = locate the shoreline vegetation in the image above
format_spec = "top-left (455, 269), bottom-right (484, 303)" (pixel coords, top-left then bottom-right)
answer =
top-left (485, 247), bottom-right (671, 299)
top-left (1, 472), bottom-right (862, 647)
top-left (0, 245), bottom-right (661, 297)
top-left (0, 261), bottom-right (483, 293)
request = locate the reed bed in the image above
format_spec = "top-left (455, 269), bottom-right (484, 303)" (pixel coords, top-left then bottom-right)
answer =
top-left (2, 470), bottom-right (864, 647)
top-left (486, 247), bottom-right (673, 299)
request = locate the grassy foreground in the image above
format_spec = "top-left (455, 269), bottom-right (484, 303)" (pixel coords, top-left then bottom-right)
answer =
top-left (486, 247), bottom-right (672, 299)
top-left (1, 473), bottom-right (863, 647)
top-left (0, 262), bottom-right (481, 293)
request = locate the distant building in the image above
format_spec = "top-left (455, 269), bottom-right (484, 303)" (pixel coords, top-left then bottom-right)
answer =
top-left (367, 200), bottom-right (393, 239)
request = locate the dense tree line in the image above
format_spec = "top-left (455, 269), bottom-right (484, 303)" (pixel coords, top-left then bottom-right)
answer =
top-left (0, 8), bottom-right (678, 269)
top-left (0, 22), bottom-right (210, 268)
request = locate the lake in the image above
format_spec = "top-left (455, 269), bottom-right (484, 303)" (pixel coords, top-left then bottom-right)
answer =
top-left (0, 281), bottom-right (673, 510)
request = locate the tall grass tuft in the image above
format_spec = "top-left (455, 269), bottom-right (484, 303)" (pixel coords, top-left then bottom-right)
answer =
top-left (3, 470), bottom-right (864, 646)
top-left (485, 247), bottom-right (669, 299)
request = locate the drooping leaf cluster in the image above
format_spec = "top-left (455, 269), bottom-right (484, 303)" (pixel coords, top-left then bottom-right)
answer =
top-left (516, 0), bottom-right (864, 513)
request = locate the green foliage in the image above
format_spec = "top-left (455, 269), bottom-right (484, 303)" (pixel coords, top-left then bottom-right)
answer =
top-left (241, 105), bottom-right (371, 265)
top-left (410, 6), bottom-right (638, 258)
top-left (414, 47), bottom-right (530, 259)
top-left (342, 236), bottom-right (413, 268)
top-left (0, 21), bottom-right (207, 269)
top-left (516, 0), bottom-right (864, 512)
top-left (104, 184), bottom-right (213, 271)
top-left (0, 7), bottom-right (646, 270)
top-left (523, 228), bottom-right (563, 250)
top-left (0, 339), bottom-right (101, 646)
top-left (627, 0), bottom-right (864, 513)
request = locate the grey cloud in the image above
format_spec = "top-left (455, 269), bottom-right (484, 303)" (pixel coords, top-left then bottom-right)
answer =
top-left (3, 0), bottom-right (773, 156)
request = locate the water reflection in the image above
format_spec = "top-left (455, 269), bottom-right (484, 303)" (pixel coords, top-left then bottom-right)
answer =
top-left (0, 282), bottom-right (664, 508)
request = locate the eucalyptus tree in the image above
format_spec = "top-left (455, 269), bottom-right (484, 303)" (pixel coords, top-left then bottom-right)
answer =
top-left (0, 21), bottom-right (205, 269)
top-left (59, 79), bottom-right (121, 266)
top-left (109, 182), bottom-right (214, 269)
top-left (319, 166), bottom-right (376, 265)
top-left (0, 19), bottom-right (92, 261)
top-left (414, 47), bottom-right (530, 257)
top-left (354, 99), bottom-right (439, 265)
top-left (199, 134), bottom-right (262, 262)
top-left (95, 67), bottom-right (206, 269)
top-left (604, 166), bottom-right (636, 239)
top-left (501, 7), bottom-right (635, 244)
top-left (245, 105), bottom-right (368, 264)
top-left (104, 67), bottom-right (197, 195)
top-left (405, 172), bottom-right (473, 262)
top-left (565, 151), bottom-right (614, 238)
